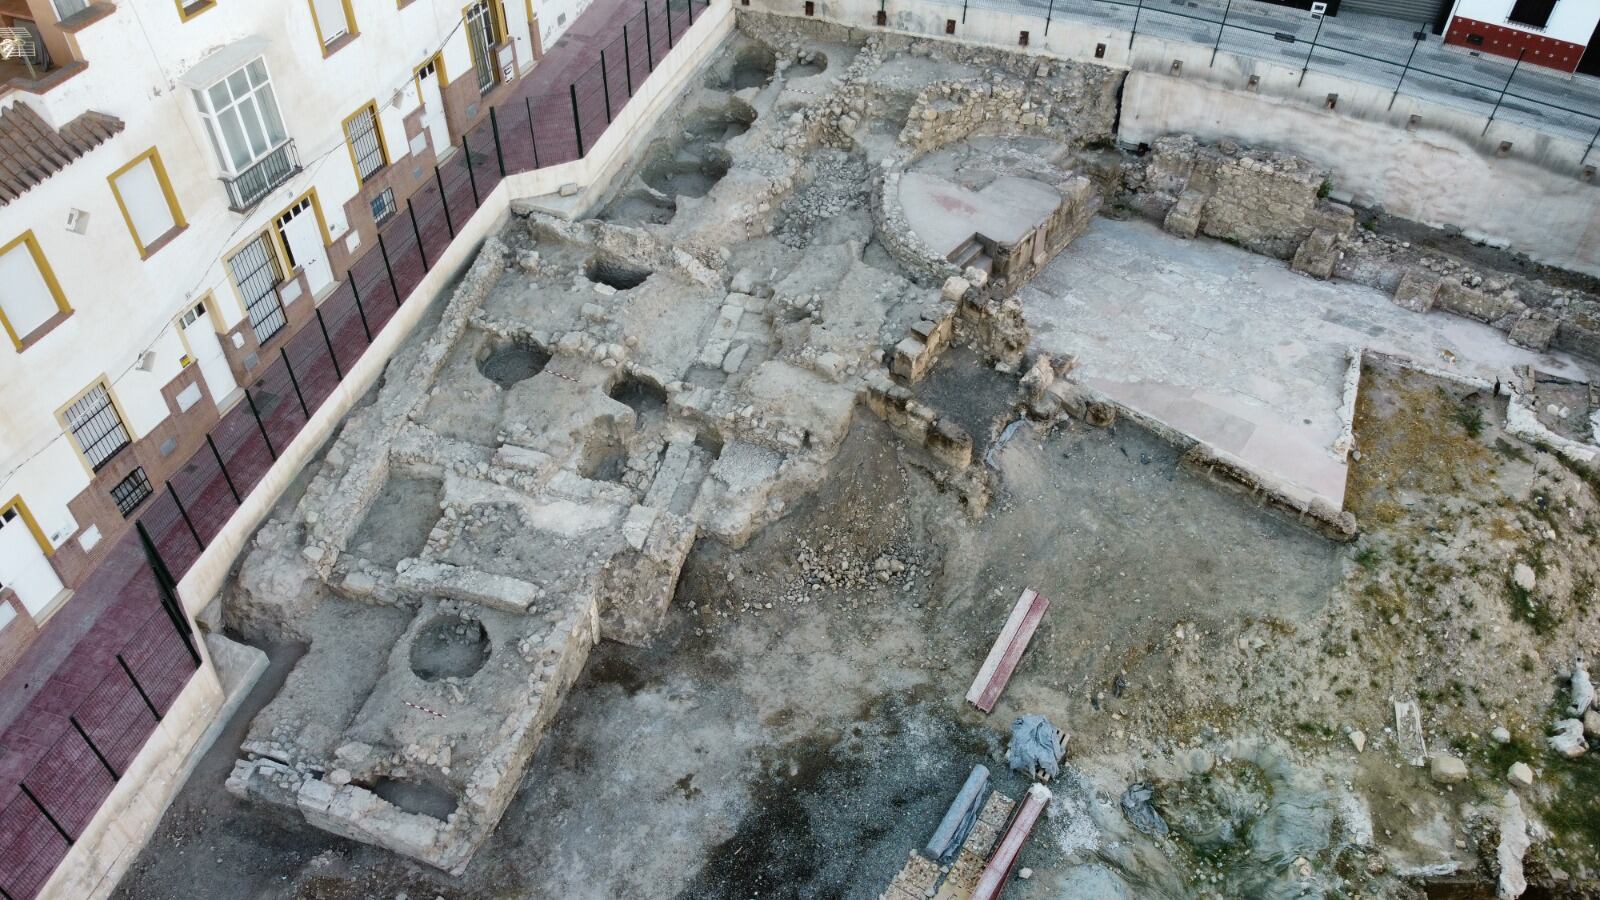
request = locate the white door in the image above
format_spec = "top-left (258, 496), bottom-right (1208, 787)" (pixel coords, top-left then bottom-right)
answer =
top-left (417, 58), bottom-right (451, 158)
top-left (276, 198), bottom-right (333, 297)
top-left (0, 507), bottom-right (65, 618)
top-left (180, 300), bottom-right (238, 404)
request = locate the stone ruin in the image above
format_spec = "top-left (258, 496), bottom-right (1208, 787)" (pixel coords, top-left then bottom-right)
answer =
top-left (217, 21), bottom-right (1126, 872)
top-left (213, 10), bottom-right (1600, 882)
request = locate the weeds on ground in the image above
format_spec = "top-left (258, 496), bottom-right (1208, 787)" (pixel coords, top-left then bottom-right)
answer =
top-left (1505, 572), bottom-right (1556, 635)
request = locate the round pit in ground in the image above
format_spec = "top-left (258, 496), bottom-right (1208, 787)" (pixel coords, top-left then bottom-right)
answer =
top-left (371, 776), bottom-right (459, 821)
top-left (410, 615), bottom-right (491, 681)
top-left (477, 338), bottom-right (550, 389)
top-left (585, 255), bottom-right (654, 290)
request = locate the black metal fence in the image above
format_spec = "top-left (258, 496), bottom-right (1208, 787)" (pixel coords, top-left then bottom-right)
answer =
top-left (0, 526), bottom-right (198, 900)
top-left (901, 0), bottom-right (1600, 156)
top-left (0, 2), bottom-right (715, 896)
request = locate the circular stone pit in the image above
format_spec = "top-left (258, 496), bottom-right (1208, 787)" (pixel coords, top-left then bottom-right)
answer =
top-left (410, 615), bottom-right (492, 681)
top-left (585, 255), bottom-right (654, 290)
top-left (477, 337), bottom-right (551, 389)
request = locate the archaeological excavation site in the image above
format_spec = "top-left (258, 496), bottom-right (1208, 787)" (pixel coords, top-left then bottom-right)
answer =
top-left (112, 9), bottom-right (1600, 900)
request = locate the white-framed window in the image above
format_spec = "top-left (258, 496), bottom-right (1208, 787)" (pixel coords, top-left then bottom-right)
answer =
top-left (192, 59), bottom-right (288, 175)
top-left (309, 0), bottom-right (355, 47)
top-left (179, 300), bottom-right (208, 329)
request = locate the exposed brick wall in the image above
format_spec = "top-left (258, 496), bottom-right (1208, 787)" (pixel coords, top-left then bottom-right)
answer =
top-left (0, 592), bottom-right (39, 677)
top-left (1445, 16), bottom-right (1587, 72)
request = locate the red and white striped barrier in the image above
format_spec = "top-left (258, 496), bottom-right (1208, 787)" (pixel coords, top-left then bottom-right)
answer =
top-left (970, 783), bottom-right (1052, 900)
top-left (965, 588), bottom-right (1050, 713)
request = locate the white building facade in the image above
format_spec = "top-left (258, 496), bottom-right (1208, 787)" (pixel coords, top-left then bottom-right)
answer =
top-left (1444, 0), bottom-right (1600, 73)
top-left (0, 0), bottom-right (587, 669)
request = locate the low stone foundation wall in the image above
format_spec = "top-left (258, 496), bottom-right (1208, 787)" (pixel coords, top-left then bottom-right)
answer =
top-left (1134, 135), bottom-right (1355, 265)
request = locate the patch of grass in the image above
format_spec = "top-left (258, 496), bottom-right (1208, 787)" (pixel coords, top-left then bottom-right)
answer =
top-left (1533, 754), bottom-right (1600, 869)
top-left (1346, 366), bottom-right (1492, 521)
top-left (1505, 572), bottom-right (1556, 634)
top-left (1317, 179), bottom-right (1332, 199)
top-left (1546, 447), bottom-right (1600, 497)
top-left (1353, 545), bottom-right (1382, 571)
top-left (1454, 402), bottom-right (1484, 439)
top-left (1295, 721), bottom-right (1336, 740)
top-left (1493, 438), bottom-right (1530, 462)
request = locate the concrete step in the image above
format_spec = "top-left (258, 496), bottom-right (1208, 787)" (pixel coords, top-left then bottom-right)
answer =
top-left (949, 237), bottom-right (984, 269)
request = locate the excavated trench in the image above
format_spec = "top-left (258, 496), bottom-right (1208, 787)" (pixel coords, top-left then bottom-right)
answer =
top-left (641, 142), bottom-right (733, 200)
top-left (786, 50), bottom-right (827, 79)
top-left (718, 43), bottom-right (776, 91)
top-left (609, 374), bottom-right (669, 426)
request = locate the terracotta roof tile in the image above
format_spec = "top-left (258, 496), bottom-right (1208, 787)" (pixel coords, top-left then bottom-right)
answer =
top-left (0, 104), bottom-right (123, 204)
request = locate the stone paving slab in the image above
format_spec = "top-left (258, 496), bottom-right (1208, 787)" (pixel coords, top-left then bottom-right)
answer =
top-left (1023, 217), bottom-right (1591, 509)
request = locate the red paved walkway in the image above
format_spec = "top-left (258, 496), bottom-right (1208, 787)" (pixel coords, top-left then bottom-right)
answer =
top-left (0, 1), bottom-right (714, 895)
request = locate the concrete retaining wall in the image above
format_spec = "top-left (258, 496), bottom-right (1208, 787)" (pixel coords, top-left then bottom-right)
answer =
top-left (41, 5), bottom-right (735, 897)
top-left (740, 0), bottom-right (1600, 278)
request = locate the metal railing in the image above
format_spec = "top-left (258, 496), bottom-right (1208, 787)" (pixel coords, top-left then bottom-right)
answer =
top-left (907, 0), bottom-right (1600, 156)
top-left (223, 141), bottom-right (301, 212)
top-left (0, 525), bottom-right (199, 900)
top-left (0, 2), bottom-right (715, 895)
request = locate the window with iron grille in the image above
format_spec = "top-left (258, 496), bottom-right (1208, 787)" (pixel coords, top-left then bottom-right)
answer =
top-left (369, 187), bottom-right (397, 224)
top-left (64, 383), bottom-right (131, 471)
top-left (228, 233), bottom-right (286, 344)
top-left (110, 467), bottom-right (153, 518)
top-left (465, 1), bottom-right (502, 95)
top-left (343, 103), bottom-right (387, 183)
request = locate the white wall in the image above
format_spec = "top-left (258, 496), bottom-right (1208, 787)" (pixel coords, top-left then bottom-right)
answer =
top-left (0, 0), bottom-right (589, 566)
top-left (1450, 0), bottom-right (1600, 43)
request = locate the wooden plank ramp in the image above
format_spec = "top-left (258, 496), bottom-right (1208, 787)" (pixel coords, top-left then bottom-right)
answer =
top-left (964, 588), bottom-right (1049, 714)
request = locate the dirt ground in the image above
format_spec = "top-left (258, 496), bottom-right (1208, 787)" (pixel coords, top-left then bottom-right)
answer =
top-left (110, 17), bottom-right (1600, 899)
top-left (116, 335), bottom-right (1357, 899)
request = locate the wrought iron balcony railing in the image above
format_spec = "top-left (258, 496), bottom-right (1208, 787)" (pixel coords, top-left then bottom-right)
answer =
top-left (222, 140), bottom-right (299, 212)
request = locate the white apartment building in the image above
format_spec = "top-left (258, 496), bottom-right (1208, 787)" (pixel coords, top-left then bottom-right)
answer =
top-left (1444, 0), bottom-right (1600, 73)
top-left (0, 0), bottom-right (587, 670)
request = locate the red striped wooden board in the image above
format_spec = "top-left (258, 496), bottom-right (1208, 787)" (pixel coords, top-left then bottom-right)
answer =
top-left (971, 783), bottom-right (1053, 900)
top-left (965, 588), bottom-right (1050, 714)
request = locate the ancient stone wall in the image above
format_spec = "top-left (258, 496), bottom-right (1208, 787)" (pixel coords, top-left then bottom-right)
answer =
top-left (987, 174), bottom-right (1099, 289)
top-left (897, 63), bottom-right (1121, 156)
top-left (1140, 135), bottom-right (1343, 260)
top-left (872, 158), bottom-right (961, 288)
